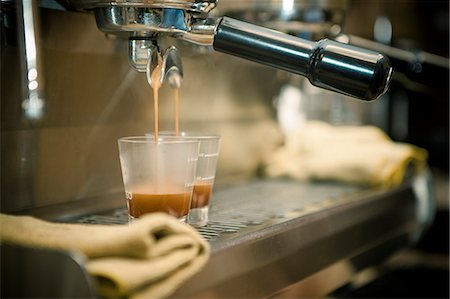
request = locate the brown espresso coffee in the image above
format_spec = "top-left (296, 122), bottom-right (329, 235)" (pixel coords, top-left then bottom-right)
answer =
top-left (128, 193), bottom-right (191, 218)
top-left (191, 183), bottom-right (213, 209)
top-left (150, 54), bottom-right (163, 141)
top-left (174, 87), bottom-right (180, 135)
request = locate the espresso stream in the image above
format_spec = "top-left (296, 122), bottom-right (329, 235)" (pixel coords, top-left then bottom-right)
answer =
top-left (150, 57), bottom-right (180, 139)
top-left (150, 56), bottom-right (163, 141)
top-left (129, 56), bottom-right (209, 219)
top-left (174, 87), bottom-right (180, 135)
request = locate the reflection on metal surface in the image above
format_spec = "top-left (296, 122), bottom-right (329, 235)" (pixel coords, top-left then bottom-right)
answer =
top-left (129, 38), bottom-right (158, 72)
top-left (411, 168), bottom-right (435, 241)
top-left (68, 178), bottom-right (427, 298)
top-left (1, 177), bottom-right (430, 298)
top-left (1, 243), bottom-right (96, 298)
top-left (162, 46), bottom-right (183, 88)
top-left (215, 0), bottom-right (348, 38)
top-left (70, 0), bottom-right (218, 12)
top-left (213, 17), bottom-right (392, 101)
top-left (17, 0), bottom-right (46, 120)
top-left (1, 8), bottom-right (284, 215)
top-left (172, 179), bottom-right (425, 298)
top-left (68, 0), bottom-right (392, 100)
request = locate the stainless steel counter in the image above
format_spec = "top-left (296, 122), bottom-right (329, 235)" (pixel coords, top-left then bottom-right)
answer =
top-left (172, 179), bottom-right (428, 297)
top-left (1, 176), bottom-right (433, 298)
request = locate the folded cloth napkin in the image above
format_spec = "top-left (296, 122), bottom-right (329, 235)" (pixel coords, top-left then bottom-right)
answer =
top-left (0, 213), bottom-right (209, 299)
top-left (264, 121), bottom-right (428, 187)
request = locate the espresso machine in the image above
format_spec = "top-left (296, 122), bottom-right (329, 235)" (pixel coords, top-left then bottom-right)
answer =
top-left (1, 1), bottom-right (442, 298)
top-left (64, 0), bottom-right (392, 101)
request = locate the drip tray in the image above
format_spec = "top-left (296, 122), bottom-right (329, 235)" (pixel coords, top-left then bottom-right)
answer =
top-left (76, 181), bottom-right (361, 243)
top-left (73, 179), bottom-right (423, 298)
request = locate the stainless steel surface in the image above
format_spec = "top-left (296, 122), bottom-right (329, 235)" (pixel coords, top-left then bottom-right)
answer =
top-left (16, 0), bottom-right (46, 120)
top-left (143, 45), bottom-right (184, 87)
top-left (1, 8), bottom-right (150, 214)
top-left (1, 2), bottom-right (445, 297)
top-left (92, 6), bottom-right (216, 70)
top-left (2, 178), bottom-right (429, 298)
top-left (70, 0), bottom-right (218, 12)
top-left (79, 177), bottom-right (428, 250)
top-left (162, 46), bottom-right (183, 88)
top-left (215, 0), bottom-right (349, 38)
top-left (1, 243), bottom-right (96, 298)
top-left (76, 177), bottom-right (432, 297)
top-left (214, 17), bottom-right (392, 101)
top-left (216, 0), bottom-right (349, 12)
top-left (92, 6), bottom-right (217, 45)
top-left (129, 37), bottom-right (158, 72)
top-left (1, 7), bottom-right (283, 215)
top-left (68, 0), bottom-right (392, 100)
top-left (173, 179), bottom-right (426, 298)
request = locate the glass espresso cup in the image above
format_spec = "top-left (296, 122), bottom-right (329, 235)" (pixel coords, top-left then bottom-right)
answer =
top-left (151, 132), bottom-right (221, 227)
top-left (117, 136), bottom-right (199, 222)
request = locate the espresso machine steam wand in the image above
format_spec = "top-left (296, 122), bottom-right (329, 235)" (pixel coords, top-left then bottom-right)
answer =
top-left (71, 0), bottom-right (392, 101)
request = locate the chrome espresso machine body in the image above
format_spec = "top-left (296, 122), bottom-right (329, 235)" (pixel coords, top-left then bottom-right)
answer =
top-left (1, 1), bottom-right (440, 298)
top-left (68, 0), bottom-right (392, 101)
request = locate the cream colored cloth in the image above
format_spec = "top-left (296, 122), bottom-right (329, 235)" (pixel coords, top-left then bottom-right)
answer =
top-left (265, 121), bottom-right (428, 187)
top-left (0, 213), bottom-right (209, 299)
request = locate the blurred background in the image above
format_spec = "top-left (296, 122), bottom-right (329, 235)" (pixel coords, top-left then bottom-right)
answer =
top-left (1, 0), bottom-right (448, 297)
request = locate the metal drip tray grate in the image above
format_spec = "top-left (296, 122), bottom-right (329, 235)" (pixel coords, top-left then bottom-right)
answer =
top-left (76, 209), bottom-right (129, 225)
top-left (4, 179), bottom-right (421, 299)
top-left (75, 209), bottom-right (250, 241)
top-left (74, 180), bottom-right (363, 242)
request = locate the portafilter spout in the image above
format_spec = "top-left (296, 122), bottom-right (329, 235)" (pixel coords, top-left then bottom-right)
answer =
top-left (70, 0), bottom-right (392, 101)
top-left (145, 45), bottom-right (183, 89)
top-left (163, 46), bottom-right (183, 89)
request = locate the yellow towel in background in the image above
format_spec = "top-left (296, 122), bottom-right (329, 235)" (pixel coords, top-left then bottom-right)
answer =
top-left (265, 121), bottom-right (428, 187)
top-left (0, 213), bottom-right (209, 299)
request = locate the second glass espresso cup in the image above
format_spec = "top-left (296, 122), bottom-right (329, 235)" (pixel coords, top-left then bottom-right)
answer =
top-left (153, 132), bottom-right (221, 227)
top-left (117, 136), bottom-right (199, 222)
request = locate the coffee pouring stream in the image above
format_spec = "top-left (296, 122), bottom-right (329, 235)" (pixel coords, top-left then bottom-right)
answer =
top-left (70, 0), bottom-right (392, 101)
top-left (144, 45), bottom-right (184, 141)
